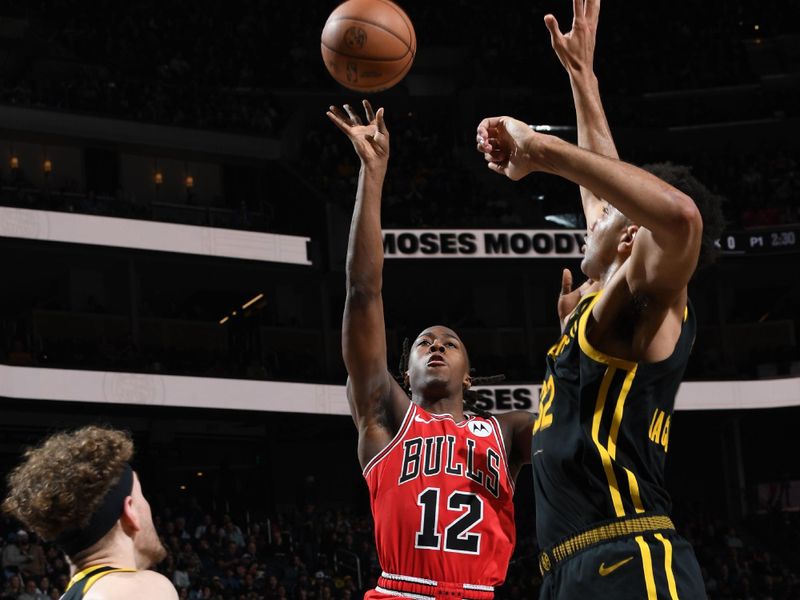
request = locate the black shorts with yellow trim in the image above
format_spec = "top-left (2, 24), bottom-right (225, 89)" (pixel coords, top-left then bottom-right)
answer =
top-left (538, 530), bottom-right (707, 600)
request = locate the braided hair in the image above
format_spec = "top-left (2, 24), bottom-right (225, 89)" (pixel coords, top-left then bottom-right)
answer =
top-left (395, 337), bottom-right (504, 419)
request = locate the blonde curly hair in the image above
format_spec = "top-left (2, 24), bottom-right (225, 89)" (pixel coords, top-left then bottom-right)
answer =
top-left (3, 426), bottom-right (134, 541)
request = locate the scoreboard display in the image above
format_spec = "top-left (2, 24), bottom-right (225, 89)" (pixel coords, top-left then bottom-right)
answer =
top-left (721, 226), bottom-right (799, 255)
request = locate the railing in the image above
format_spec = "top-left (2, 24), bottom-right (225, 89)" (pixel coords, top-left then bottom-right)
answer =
top-left (334, 549), bottom-right (362, 590)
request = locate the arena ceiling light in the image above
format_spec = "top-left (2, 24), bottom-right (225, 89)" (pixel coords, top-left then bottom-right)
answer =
top-left (219, 293), bottom-right (265, 325)
top-left (529, 124), bottom-right (576, 133)
top-left (545, 213), bottom-right (581, 228)
top-left (242, 293), bottom-right (264, 310)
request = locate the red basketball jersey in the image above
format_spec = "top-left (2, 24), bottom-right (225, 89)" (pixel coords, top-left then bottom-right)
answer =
top-left (363, 403), bottom-right (515, 599)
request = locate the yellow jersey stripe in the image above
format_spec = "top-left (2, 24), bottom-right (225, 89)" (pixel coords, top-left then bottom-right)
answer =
top-left (578, 292), bottom-right (638, 371)
top-left (634, 536), bottom-right (658, 600)
top-left (607, 367), bottom-right (646, 513)
top-left (66, 566), bottom-right (101, 591)
top-left (66, 566), bottom-right (136, 593)
top-left (655, 533), bottom-right (680, 600)
top-left (607, 367), bottom-right (637, 458)
top-left (624, 467), bottom-right (647, 514)
top-left (84, 568), bottom-right (135, 594)
top-left (591, 366), bottom-right (625, 517)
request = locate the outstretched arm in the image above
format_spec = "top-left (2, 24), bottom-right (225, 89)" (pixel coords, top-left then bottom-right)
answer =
top-left (328, 101), bottom-right (409, 469)
top-left (477, 119), bottom-right (701, 301)
top-left (545, 0), bottom-right (615, 225)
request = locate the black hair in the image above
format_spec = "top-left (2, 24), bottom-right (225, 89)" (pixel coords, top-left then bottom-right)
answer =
top-left (396, 337), bottom-right (504, 419)
top-left (640, 162), bottom-right (726, 272)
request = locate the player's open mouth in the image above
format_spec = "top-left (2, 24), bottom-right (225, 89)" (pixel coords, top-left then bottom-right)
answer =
top-left (427, 357), bottom-right (446, 367)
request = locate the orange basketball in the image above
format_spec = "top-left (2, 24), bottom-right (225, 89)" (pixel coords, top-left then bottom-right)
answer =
top-left (321, 0), bottom-right (416, 93)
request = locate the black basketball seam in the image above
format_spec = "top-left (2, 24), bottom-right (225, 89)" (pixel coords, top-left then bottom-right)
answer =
top-left (372, 0), bottom-right (415, 52)
top-left (321, 41), bottom-right (408, 62)
top-left (326, 16), bottom-right (414, 55)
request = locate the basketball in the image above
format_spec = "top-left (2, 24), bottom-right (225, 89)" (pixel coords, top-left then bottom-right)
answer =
top-left (321, 0), bottom-right (416, 93)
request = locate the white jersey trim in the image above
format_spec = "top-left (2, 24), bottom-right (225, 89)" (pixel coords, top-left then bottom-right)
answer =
top-left (489, 416), bottom-right (515, 494)
top-left (414, 409), bottom-right (474, 427)
top-left (463, 583), bottom-right (496, 592)
top-left (380, 571), bottom-right (496, 592)
top-left (374, 586), bottom-right (434, 600)
top-left (380, 571), bottom-right (437, 586)
top-left (362, 402), bottom-right (415, 478)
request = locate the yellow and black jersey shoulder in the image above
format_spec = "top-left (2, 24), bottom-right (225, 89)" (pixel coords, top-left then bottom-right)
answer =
top-left (61, 565), bottom-right (136, 600)
top-left (532, 291), bottom-right (696, 549)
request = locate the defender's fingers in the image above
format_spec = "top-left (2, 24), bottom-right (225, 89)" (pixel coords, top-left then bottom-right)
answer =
top-left (586, 0), bottom-right (601, 23)
top-left (487, 161), bottom-right (507, 175)
top-left (477, 121), bottom-right (501, 137)
top-left (478, 141), bottom-right (505, 156)
top-left (544, 14), bottom-right (563, 41)
top-left (477, 117), bottom-right (504, 137)
top-left (561, 269), bottom-right (573, 295)
top-left (573, 0), bottom-right (584, 20)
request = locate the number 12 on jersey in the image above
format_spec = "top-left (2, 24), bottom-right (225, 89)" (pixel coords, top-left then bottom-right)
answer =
top-left (415, 488), bottom-right (484, 554)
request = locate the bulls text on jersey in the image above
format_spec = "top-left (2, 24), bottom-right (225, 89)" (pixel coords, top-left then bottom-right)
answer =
top-left (397, 432), bottom-right (502, 498)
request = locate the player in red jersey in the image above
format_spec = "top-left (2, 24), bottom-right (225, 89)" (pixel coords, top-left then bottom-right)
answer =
top-left (327, 100), bottom-right (535, 599)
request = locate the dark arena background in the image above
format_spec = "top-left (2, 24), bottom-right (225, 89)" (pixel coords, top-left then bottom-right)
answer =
top-left (0, 1), bottom-right (799, 598)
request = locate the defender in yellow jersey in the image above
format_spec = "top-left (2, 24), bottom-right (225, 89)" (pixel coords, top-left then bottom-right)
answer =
top-left (530, 290), bottom-right (703, 598)
top-left (3, 426), bottom-right (177, 600)
top-left (476, 1), bottom-right (723, 597)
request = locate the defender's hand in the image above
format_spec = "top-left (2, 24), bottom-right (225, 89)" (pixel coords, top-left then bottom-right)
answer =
top-left (558, 268), bottom-right (593, 329)
top-left (327, 100), bottom-right (389, 169)
top-left (476, 116), bottom-right (546, 181)
top-left (544, 0), bottom-right (601, 77)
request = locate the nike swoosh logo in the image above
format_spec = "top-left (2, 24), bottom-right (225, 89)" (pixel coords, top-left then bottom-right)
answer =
top-left (533, 449), bottom-right (544, 456)
top-left (598, 556), bottom-right (634, 576)
top-left (414, 415), bottom-right (431, 423)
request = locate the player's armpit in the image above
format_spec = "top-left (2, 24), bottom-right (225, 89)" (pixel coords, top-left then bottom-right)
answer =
top-left (497, 410), bottom-right (536, 476)
top-left (345, 374), bottom-right (407, 428)
top-left (346, 375), bottom-right (410, 469)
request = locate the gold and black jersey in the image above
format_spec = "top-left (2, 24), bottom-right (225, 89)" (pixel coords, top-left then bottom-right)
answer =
top-left (61, 565), bottom-right (136, 600)
top-left (531, 291), bottom-right (695, 550)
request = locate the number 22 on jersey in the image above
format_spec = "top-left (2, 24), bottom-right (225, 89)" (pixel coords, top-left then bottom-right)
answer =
top-left (533, 375), bottom-right (555, 434)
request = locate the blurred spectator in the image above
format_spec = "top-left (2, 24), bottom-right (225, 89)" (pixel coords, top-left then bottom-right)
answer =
top-left (17, 578), bottom-right (47, 600)
top-left (0, 574), bottom-right (22, 600)
top-left (1, 531), bottom-right (27, 579)
top-left (15, 531), bottom-right (46, 580)
top-left (0, 501), bottom-right (794, 599)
